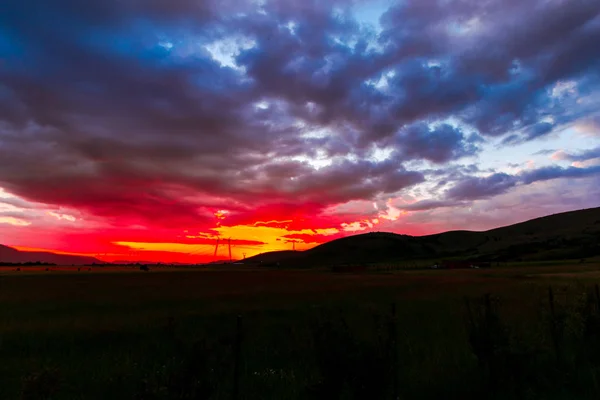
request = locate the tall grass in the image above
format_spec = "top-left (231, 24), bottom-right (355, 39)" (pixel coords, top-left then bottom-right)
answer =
top-left (5, 269), bottom-right (600, 399)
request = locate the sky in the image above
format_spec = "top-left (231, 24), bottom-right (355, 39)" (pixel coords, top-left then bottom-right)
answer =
top-left (1, 0), bottom-right (600, 263)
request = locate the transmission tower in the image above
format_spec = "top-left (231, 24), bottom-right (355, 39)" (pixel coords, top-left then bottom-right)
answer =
top-left (214, 238), bottom-right (220, 260)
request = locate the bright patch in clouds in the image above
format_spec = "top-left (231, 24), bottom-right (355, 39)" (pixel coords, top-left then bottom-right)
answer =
top-left (378, 200), bottom-right (403, 221)
top-left (370, 146), bottom-right (394, 162)
top-left (158, 40), bottom-right (174, 50)
top-left (448, 17), bottom-right (482, 36)
top-left (341, 221), bottom-right (370, 232)
top-left (367, 70), bottom-right (395, 91)
top-left (0, 188), bottom-right (13, 199)
top-left (291, 152), bottom-right (333, 170)
top-left (214, 224), bottom-right (339, 249)
top-left (205, 36), bottom-right (256, 70)
top-left (47, 211), bottom-right (76, 222)
top-left (254, 100), bottom-right (269, 109)
top-left (214, 210), bottom-right (229, 220)
top-left (551, 80), bottom-right (578, 98)
top-left (252, 219), bottom-right (292, 227)
top-left (0, 216), bottom-right (30, 226)
top-left (339, 200), bottom-right (403, 232)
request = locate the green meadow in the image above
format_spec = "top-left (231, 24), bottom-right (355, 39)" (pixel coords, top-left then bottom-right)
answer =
top-left (2, 262), bottom-right (600, 399)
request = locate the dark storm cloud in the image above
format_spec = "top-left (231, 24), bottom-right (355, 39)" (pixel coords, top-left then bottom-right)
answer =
top-left (0, 0), bottom-right (599, 225)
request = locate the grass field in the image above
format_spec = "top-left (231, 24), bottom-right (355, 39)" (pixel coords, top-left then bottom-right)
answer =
top-left (2, 262), bottom-right (600, 399)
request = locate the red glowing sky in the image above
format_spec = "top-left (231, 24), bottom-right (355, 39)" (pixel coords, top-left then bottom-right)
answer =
top-left (1, 180), bottom-right (599, 264)
top-left (0, 189), bottom-right (420, 262)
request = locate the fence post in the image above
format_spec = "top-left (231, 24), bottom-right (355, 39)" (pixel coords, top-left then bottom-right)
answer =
top-left (232, 315), bottom-right (243, 400)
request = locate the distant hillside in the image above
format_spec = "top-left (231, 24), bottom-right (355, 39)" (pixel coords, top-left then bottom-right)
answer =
top-left (246, 207), bottom-right (600, 267)
top-left (244, 250), bottom-right (299, 264)
top-left (0, 245), bottom-right (102, 265)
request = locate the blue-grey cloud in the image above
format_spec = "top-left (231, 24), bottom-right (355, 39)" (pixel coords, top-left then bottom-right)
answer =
top-left (393, 123), bottom-right (482, 164)
top-left (394, 199), bottom-right (468, 211)
top-left (521, 165), bottom-right (600, 184)
top-left (446, 173), bottom-right (519, 200)
top-left (533, 149), bottom-right (556, 156)
top-left (553, 146), bottom-right (600, 162)
top-left (447, 165), bottom-right (600, 200)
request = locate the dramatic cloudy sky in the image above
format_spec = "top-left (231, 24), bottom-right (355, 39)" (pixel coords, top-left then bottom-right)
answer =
top-left (1, 0), bottom-right (599, 262)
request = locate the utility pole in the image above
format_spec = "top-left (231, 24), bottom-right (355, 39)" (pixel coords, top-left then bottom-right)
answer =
top-left (228, 237), bottom-right (232, 263)
top-left (293, 242), bottom-right (296, 251)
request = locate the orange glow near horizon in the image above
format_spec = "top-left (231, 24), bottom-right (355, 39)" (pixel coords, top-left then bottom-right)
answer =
top-left (11, 246), bottom-right (101, 257)
top-left (114, 224), bottom-right (342, 262)
top-left (5, 219), bottom-right (356, 263)
top-left (0, 187), bottom-right (420, 264)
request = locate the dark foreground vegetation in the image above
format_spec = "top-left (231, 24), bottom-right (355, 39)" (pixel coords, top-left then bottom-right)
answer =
top-left (2, 263), bottom-right (600, 399)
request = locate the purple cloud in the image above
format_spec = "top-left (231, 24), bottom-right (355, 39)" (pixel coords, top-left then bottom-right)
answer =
top-left (446, 165), bottom-right (600, 200)
top-left (446, 173), bottom-right (519, 200)
top-left (552, 146), bottom-right (600, 162)
top-left (0, 0), bottom-right (599, 228)
top-left (393, 122), bottom-right (482, 164)
top-left (521, 165), bottom-right (600, 184)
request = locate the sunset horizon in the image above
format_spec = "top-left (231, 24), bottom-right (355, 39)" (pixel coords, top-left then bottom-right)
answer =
top-left (2, 205), bottom-right (598, 264)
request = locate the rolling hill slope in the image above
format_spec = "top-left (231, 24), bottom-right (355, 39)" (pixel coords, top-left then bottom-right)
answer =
top-left (0, 245), bottom-right (102, 265)
top-left (246, 207), bottom-right (600, 266)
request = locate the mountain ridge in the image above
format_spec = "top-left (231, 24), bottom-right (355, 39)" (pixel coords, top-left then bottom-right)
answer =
top-left (0, 245), bottom-right (103, 265)
top-left (245, 207), bottom-right (600, 266)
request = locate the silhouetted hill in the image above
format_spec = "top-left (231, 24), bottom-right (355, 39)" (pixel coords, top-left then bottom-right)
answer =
top-left (244, 250), bottom-right (299, 264)
top-left (0, 245), bottom-right (102, 265)
top-left (246, 207), bottom-right (600, 267)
